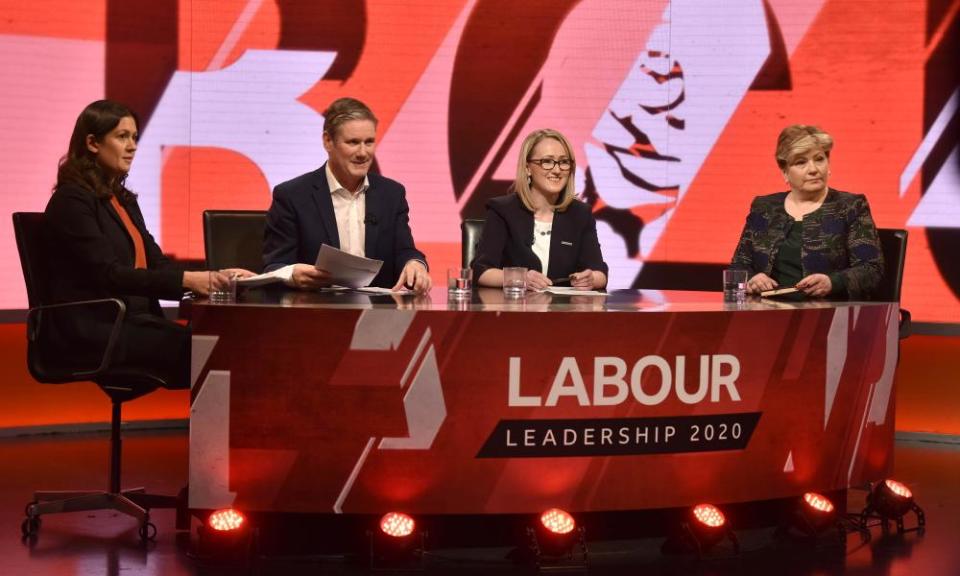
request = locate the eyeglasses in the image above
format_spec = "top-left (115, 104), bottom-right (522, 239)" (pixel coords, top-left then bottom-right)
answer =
top-left (528, 158), bottom-right (573, 171)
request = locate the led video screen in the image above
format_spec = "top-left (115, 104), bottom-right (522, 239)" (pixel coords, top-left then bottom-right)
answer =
top-left (1, 0), bottom-right (957, 322)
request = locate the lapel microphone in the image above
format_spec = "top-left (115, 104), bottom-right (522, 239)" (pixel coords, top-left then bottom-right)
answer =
top-left (365, 214), bottom-right (378, 226)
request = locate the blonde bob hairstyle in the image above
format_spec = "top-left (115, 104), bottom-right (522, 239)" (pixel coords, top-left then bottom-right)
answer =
top-left (775, 124), bottom-right (834, 170)
top-left (513, 129), bottom-right (577, 212)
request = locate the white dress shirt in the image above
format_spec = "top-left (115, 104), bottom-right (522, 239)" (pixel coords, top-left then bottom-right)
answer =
top-left (326, 164), bottom-right (369, 258)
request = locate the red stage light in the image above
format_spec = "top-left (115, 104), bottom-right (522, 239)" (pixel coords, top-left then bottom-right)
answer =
top-left (380, 512), bottom-right (415, 538)
top-left (691, 504), bottom-right (725, 528)
top-left (803, 492), bottom-right (835, 514)
top-left (884, 479), bottom-right (912, 499)
top-left (208, 508), bottom-right (246, 532)
top-left (540, 508), bottom-right (576, 535)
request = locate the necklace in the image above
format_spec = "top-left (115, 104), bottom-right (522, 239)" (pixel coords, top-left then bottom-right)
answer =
top-left (535, 220), bottom-right (552, 236)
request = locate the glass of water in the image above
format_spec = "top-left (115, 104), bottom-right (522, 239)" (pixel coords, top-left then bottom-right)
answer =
top-left (723, 269), bottom-right (748, 302)
top-left (447, 267), bottom-right (473, 296)
top-left (503, 267), bottom-right (527, 297)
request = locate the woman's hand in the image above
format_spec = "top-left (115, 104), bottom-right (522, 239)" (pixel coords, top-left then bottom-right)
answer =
top-left (221, 267), bottom-right (256, 279)
top-left (747, 273), bottom-right (778, 295)
top-left (183, 270), bottom-right (227, 296)
top-left (796, 273), bottom-right (832, 298)
top-left (570, 269), bottom-right (607, 290)
top-left (525, 270), bottom-right (552, 291)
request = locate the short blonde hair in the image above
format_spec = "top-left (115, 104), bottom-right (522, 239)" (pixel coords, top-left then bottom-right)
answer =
top-left (775, 125), bottom-right (834, 170)
top-left (513, 129), bottom-right (577, 212)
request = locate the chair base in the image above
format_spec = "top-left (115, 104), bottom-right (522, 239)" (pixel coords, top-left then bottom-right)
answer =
top-left (23, 488), bottom-right (183, 541)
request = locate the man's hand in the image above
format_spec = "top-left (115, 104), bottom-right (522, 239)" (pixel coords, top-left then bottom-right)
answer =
top-left (393, 260), bottom-right (431, 293)
top-left (290, 264), bottom-right (332, 290)
top-left (796, 273), bottom-right (832, 298)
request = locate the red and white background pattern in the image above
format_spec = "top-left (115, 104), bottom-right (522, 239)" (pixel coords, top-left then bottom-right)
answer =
top-left (188, 302), bottom-right (898, 513)
top-left (1, 0), bottom-right (958, 322)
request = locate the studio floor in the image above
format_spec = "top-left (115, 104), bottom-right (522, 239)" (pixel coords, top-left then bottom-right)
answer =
top-left (1, 429), bottom-right (958, 575)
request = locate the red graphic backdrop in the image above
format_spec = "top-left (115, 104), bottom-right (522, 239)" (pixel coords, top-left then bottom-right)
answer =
top-left (0, 0), bottom-right (957, 323)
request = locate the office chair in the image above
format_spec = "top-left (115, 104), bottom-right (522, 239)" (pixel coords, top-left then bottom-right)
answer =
top-left (202, 210), bottom-right (267, 273)
top-left (461, 219), bottom-right (485, 268)
top-left (631, 262), bottom-right (728, 291)
top-left (876, 228), bottom-right (911, 339)
top-left (13, 212), bottom-right (183, 541)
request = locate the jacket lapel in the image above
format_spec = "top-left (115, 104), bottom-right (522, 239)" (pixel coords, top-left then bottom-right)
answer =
top-left (310, 165), bottom-right (340, 249)
top-left (364, 179), bottom-right (382, 259)
top-left (547, 208), bottom-right (573, 277)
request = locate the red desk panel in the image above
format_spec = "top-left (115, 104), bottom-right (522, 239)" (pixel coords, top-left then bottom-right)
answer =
top-left (188, 289), bottom-right (898, 515)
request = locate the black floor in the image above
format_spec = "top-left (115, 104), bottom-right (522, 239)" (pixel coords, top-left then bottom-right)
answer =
top-left (2, 429), bottom-right (958, 575)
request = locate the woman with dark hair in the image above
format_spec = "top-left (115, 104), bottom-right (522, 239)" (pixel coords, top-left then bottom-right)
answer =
top-left (471, 128), bottom-right (608, 291)
top-left (44, 100), bottom-right (251, 389)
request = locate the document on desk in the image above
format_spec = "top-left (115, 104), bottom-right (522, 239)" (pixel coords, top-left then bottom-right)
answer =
top-left (235, 268), bottom-right (288, 287)
top-left (352, 286), bottom-right (412, 295)
top-left (315, 244), bottom-right (383, 288)
top-left (542, 286), bottom-right (607, 297)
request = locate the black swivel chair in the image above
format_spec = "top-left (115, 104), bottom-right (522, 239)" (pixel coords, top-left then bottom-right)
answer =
top-left (461, 219), bottom-right (485, 268)
top-left (876, 228), bottom-right (911, 339)
top-left (13, 212), bottom-right (183, 541)
top-left (202, 210), bottom-right (267, 273)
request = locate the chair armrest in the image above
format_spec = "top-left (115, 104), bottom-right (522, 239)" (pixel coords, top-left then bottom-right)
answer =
top-left (899, 308), bottom-right (911, 340)
top-left (26, 298), bottom-right (127, 383)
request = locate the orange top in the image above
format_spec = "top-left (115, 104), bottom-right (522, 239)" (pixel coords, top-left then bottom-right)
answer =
top-left (109, 195), bottom-right (147, 269)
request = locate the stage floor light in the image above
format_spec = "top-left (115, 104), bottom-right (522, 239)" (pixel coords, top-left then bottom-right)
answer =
top-left (208, 508), bottom-right (246, 532)
top-left (380, 511), bottom-right (415, 538)
top-left (194, 508), bottom-right (255, 565)
top-left (526, 507), bottom-right (587, 570)
top-left (369, 512), bottom-right (425, 571)
top-left (662, 503), bottom-right (739, 557)
top-left (860, 479), bottom-right (925, 534)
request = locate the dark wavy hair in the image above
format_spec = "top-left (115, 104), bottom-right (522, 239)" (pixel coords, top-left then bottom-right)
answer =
top-left (56, 100), bottom-right (140, 200)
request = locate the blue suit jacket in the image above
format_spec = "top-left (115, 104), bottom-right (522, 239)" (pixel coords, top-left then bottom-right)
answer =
top-left (263, 164), bottom-right (427, 288)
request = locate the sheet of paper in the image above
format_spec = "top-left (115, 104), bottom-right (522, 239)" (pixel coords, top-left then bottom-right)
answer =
top-left (352, 286), bottom-right (412, 295)
top-left (235, 268), bottom-right (287, 287)
top-left (760, 286), bottom-right (799, 297)
top-left (315, 245), bottom-right (383, 288)
top-left (543, 286), bottom-right (608, 297)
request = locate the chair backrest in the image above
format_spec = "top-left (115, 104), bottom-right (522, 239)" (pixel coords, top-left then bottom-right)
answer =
top-left (12, 212), bottom-right (53, 308)
top-left (875, 228), bottom-right (908, 302)
top-left (631, 261), bottom-right (729, 291)
top-left (461, 219), bottom-right (485, 268)
top-left (203, 210), bottom-right (267, 273)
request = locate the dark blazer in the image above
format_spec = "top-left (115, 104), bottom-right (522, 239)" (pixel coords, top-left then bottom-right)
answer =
top-left (44, 184), bottom-right (184, 317)
top-left (263, 165), bottom-right (427, 288)
top-left (731, 189), bottom-right (884, 299)
top-left (471, 194), bottom-right (608, 281)
top-left (44, 183), bottom-right (190, 388)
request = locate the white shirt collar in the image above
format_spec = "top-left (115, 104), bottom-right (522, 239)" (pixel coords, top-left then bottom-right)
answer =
top-left (325, 163), bottom-right (369, 196)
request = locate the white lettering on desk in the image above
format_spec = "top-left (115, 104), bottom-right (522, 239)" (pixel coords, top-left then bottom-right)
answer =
top-left (508, 355), bottom-right (741, 407)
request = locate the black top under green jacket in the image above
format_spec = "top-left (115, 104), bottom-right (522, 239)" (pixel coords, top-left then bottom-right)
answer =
top-left (730, 189), bottom-right (884, 300)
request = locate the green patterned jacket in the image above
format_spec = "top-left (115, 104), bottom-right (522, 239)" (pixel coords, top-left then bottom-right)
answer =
top-left (731, 189), bottom-right (884, 299)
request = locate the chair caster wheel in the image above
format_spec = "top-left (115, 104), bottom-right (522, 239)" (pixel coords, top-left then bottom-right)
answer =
top-left (21, 516), bottom-right (41, 537)
top-left (139, 520), bottom-right (157, 542)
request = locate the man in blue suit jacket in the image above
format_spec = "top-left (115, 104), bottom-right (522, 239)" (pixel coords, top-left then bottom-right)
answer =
top-left (263, 97), bottom-right (431, 292)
